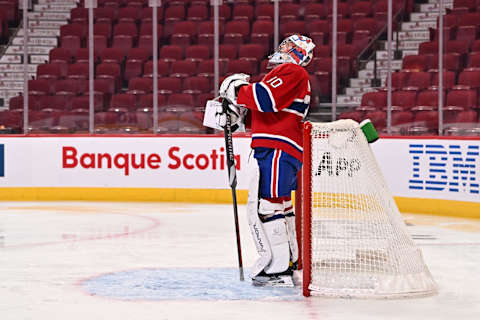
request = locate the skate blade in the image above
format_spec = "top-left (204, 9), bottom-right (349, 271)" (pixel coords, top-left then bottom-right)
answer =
top-left (252, 275), bottom-right (294, 288)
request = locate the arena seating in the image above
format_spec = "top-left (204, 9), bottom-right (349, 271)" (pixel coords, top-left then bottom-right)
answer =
top-left (3, 0), bottom-right (399, 133)
top-left (343, 0), bottom-right (480, 135)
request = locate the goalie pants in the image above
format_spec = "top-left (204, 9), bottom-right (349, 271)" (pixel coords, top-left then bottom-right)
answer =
top-left (253, 147), bottom-right (302, 199)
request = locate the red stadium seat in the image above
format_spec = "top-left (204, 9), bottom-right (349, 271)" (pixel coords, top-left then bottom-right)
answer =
top-left (143, 60), bottom-right (170, 77)
top-left (366, 111), bottom-right (386, 130)
top-left (183, 76), bottom-right (210, 94)
top-left (110, 93), bottom-right (137, 112)
top-left (351, 1), bottom-right (373, 19)
top-left (416, 89), bottom-right (443, 108)
top-left (219, 44), bottom-right (238, 60)
top-left (227, 59), bottom-right (257, 75)
top-left (455, 110), bottom-right (478, 123)
top-left (224, 20), bottom-right (250, 41)
top-left (167, 93), bottom-right (195, 111)
top-left (70, 7), bottom-right (88, 24)
top-left (139, 7), bottom-right (164, 24)
top-left (118, 6), bottom-right (141, 24)
top-left (157, 77), bottom-right (182, 94)
top-left (404, 71), bottom-right (432, 91)
top-left (446, 89), bottom-right (478, 110)
top-left (458, 69), bottom-right (480, 89)
top-left (413, 110), bottom-right (438, 130)
top-left (255, 4), bottom-right (274, 20)
top-left (232, 4), bottom-right (254, 21)
top-left (49, 48), bottom-right (73, 64)
top-left (137, 94), bottom-right (167, 110)
top-left (28, 79), bottom-right (52, 96)
top-left (159, 45), bottom-right (184, 62)
top-left (431, 71), bottom-right (456, 89)
top-left (454, 1), bottom-right (477, 13)
top-left (446, 40), bottom-right (469, 56)
top-left (185, 45), bottom-right (210, 62)
top-left (390, 71), bottom-right (410, 89)
top-left (360, 91), bottom-right (387, 110)
top-left (456, 25), bottom-right (477, 46)
top-left (251, 20), bottom-right (274, 37)
top-left (101, 48), bottom-right (126, 65)
top-left (392, 90), bottom-right (417, 111)
top-left (391, 111), bottom-right (414, 126)
top-left (471, 40), bottom-right (480, 53)
top-left (165, 5), bottom-right (186, 22)
top-left (67, 63), bottom-right (89, 81)
top-left (170, 60), bottom-right (197, 78)
top-left (187, 4), bottom-right (208, 21)
top-left (71, 95), bottom-right (103, 112)
top-left (238, 44), bottom-right (266, 61)
top-left (304, 3), bottom-right (326, 22)
top-left (281, 20), bottom-right (307, 38)
top-left (197, 59), bottom-right (227, 77)
top-left (402, 55), bottom-right (429, 71)
top-left (54, 79), bottom-right (88, 96)
top-left (97, 63), bottom-right (122, 88)
top-left (336, 19), bottom-right (354, 44)
top-left (428, 53), bottom-right (461, 72)
top-left (419, 42), bottom-right (438, 55)
top-left (37, 63), bottom-right (65, 81)
top-left (468, 52), bottom-right (480, 68)
top-left (94, 7), bottom-right (117, 25)
top-left (208, 4), bottom-right (231, 21)
top-left (280, 3), bottom-right (302, 21)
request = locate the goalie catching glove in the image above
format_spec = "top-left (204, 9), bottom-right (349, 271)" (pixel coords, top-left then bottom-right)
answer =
top-left (219, 73), bottom-right (250, 106)
top-left (216, 73), bottom-right (250, 131)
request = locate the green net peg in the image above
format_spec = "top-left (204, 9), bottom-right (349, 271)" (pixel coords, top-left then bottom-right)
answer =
top-left (360, 119), bottom-right (379, 143)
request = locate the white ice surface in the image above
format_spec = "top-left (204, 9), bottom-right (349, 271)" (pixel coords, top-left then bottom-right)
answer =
top-left (0, 202), bottom-right (479, 320)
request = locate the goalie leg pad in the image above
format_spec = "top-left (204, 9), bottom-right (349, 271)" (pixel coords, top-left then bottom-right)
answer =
top-left (247, 157), bottom-right (290, 277)
top-left (283, 198), bottom-right (299, 264)
top-left (259, 199), bottom-right (290, 275)
top-left (247, 158), bottom-right (272, 278)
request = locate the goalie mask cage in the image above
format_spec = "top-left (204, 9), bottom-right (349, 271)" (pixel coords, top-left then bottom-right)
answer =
top-left (299, 120), bottom-right (437, 298)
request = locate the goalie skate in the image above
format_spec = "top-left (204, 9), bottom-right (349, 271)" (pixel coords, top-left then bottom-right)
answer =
top-left (252, 274), bottom-right (294, 288)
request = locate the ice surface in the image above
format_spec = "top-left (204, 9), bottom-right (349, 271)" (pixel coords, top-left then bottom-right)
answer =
top-left (0, 202), bottom-right (479, 320)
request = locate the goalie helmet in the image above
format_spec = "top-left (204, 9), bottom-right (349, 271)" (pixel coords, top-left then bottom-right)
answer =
top-left (268, 34), bottom-right (315, 67)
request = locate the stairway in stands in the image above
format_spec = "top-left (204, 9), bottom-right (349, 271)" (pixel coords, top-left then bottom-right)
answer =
top-left (0, 0), bottom-right (74, 109)
top-left (336, 0), bottom-right (454, 110)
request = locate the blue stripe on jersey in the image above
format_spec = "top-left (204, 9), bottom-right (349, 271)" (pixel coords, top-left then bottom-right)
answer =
top-left (252, 135), bottom-right (303, 153)
top-left (287, 101), bottom-right (308, 114)
top-left (254, 83), bottom-right (275, 112)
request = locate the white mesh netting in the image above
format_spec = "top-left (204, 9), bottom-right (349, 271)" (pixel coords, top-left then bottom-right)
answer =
top-left (306, 120), bottom-right (437, 298)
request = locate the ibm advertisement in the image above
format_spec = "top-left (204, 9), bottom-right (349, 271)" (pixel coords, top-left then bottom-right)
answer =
top-left (0, 136), bottom-right (479, 204)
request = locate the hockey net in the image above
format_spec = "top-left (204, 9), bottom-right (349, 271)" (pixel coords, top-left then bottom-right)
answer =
top-left (298, 120), bottom-right (437, 298)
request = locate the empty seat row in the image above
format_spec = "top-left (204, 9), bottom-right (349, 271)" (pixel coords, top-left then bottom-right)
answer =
top-left (9, 91), bottom-right (213, 113)
top-left (359, 87), bottom-right (480, 111)
top-left (0, 108), bottom-right (207, 134)
top-left (50, 44), bottom-right (268, 65)
top-left (70, 1), bottom-right (398, 25)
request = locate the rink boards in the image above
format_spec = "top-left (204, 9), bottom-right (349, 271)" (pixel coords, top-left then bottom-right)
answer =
top-left (0, 135), bottom-right (479, 218)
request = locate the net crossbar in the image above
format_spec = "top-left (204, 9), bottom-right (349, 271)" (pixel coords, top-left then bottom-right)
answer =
top-left (302, 120), bottom-right (437, 298)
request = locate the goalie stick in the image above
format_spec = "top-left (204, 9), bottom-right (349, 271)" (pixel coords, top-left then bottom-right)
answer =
top-left (222, 98), bottom-right (245, 281)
